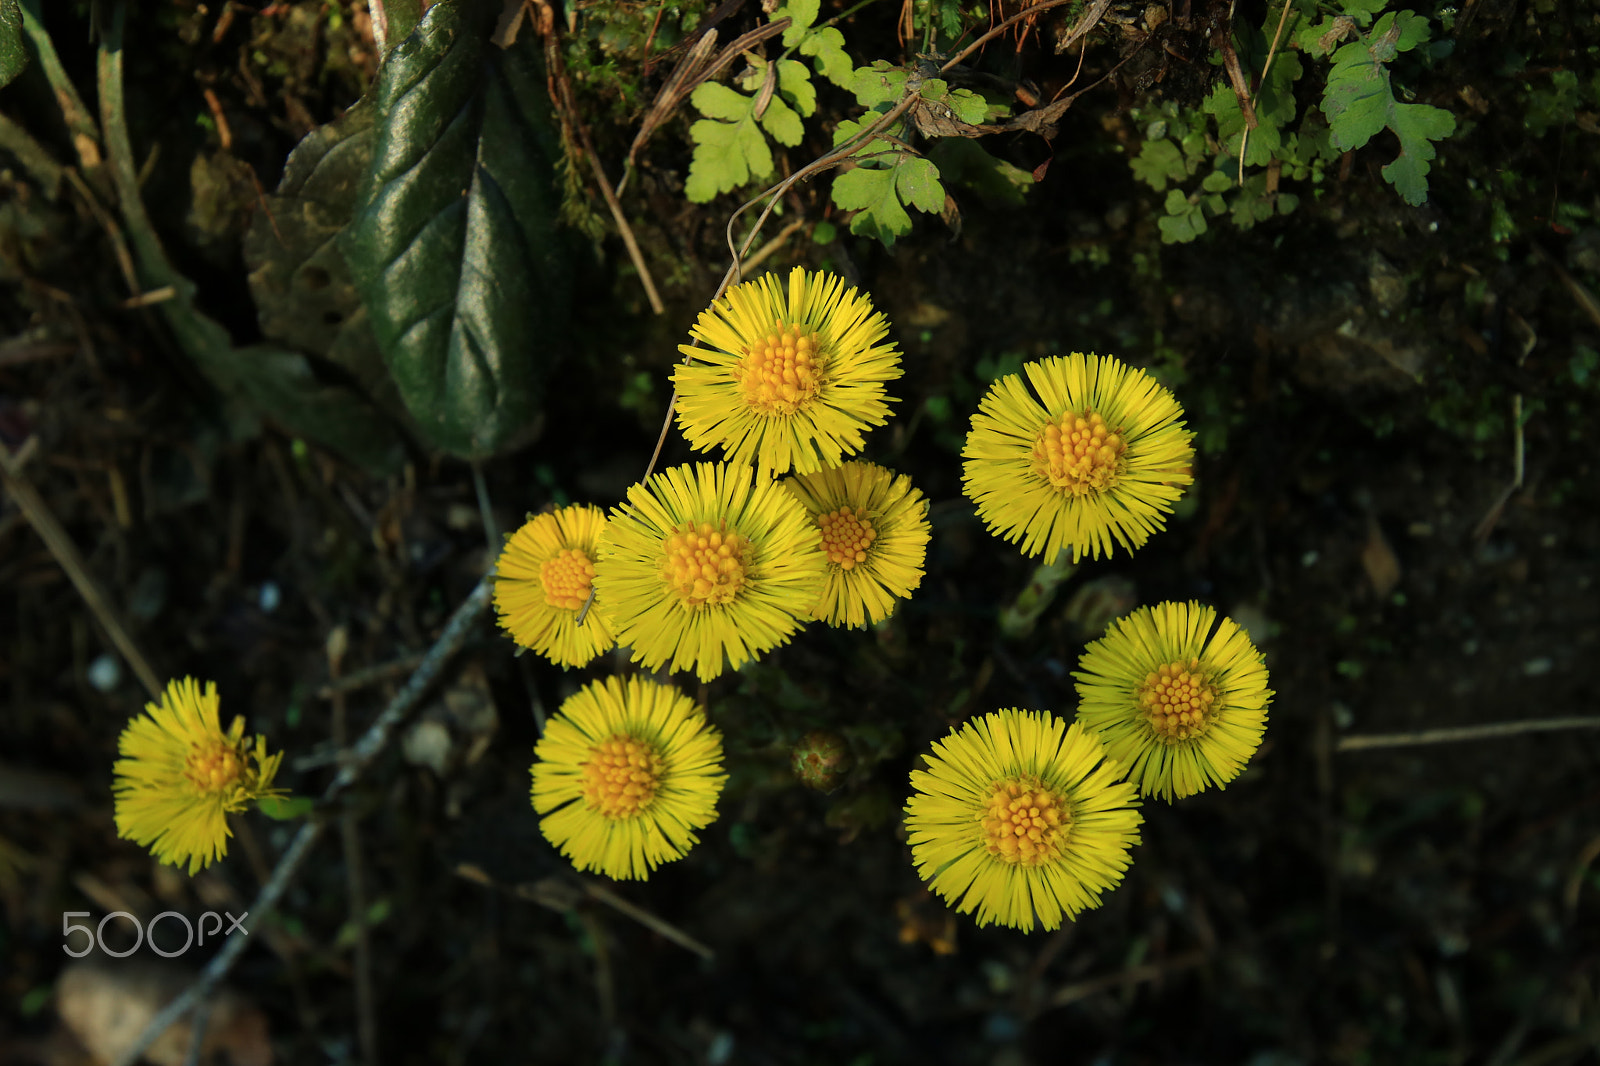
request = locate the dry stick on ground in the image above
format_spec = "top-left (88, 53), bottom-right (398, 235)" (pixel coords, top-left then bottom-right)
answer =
top-left (1472, 308), bottom-right (1537, 543)
top-left (0, 440), bottom-right (163, 699)
top-left (109, 575), bottom-right (497, 1066)
top-left (326, 627), bottom-right (378, 1066)
top-left (1046, 949), bottom-right (1209, 1009)
top-left (315, 652), bottom-right (428, 699)
top-left (1336, 716), bottom-right (1600, 752)
top-left (456, 863), bottom-right (716, 959)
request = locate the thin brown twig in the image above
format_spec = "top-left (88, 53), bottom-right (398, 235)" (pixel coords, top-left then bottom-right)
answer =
top-left (0, 439), bottom-right (163, 700)
top-left (326, 628), bottom-right (377, 1066)
top-left (1336, 717), bottom-right (1600, 752)
top-left (61, 168), bottom-right (142, 301)
top-left (583, 881), bottom-right (715, 960)
top-left (533, 0), bottom-right (667, 315)
top-left (741, 218), bottom-right (808, 275)
top-left (1239, 0), bottom-right (1298, 184)
top-left (1472, 308), bottom-right (1536, 543)
top-left (1047, 949), bottom-right (1208, 1008)
top-left (620, 18), bottom-right (793, 183)
top-left (316, 653), bottom-right (426, 699)
top-left (578, 124), bottom-right (665, 315)
top-left (459, 864), bottom-right (715, 959)
top-left (941, 0), bottom-right (1110, 74)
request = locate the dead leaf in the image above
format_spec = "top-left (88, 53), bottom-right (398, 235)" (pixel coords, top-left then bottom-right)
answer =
top-left (1361, 514), bottom-right (1402, 599)
top-left (57, 961), bottom-right (272, 1066)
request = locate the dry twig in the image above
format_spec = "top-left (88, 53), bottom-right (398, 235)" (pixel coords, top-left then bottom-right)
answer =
top-left (0, 439), bottom-right (163, 699)
top-left (1336, 717), bottom-right (1600, 752)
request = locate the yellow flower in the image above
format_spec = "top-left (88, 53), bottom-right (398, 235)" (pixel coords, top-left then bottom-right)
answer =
top-left (783, 461), bottom-right (930, 628)
top-left (594, 462), bottom-right (825, 682)
top-left (962, 353), bottom-right (1194, 564)
top-left (673, 266), bottom-right (903, 477)
top-left (493, 504), bottom-right (616, 668)
top-left (112, 678), bottom-right (284, 875)
top-left (532, 675), bottom-right (727, 880)
top-left (904, 709), bottom-right (1142, 932)
top-left (1073, 601), bottom-right (1272, 802)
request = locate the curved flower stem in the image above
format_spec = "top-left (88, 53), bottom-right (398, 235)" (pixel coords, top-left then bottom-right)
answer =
top-left (1336, 716), bottom-right (1600, 752)
top-left (110, 575), bottom-right (496, 1066)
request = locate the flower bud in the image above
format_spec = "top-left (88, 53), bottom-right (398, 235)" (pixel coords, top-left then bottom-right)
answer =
top-left (790, 731), bottom-right (852, 792)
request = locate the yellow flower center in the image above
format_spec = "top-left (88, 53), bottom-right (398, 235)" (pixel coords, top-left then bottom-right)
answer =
top-left (1137, 658), bottom-right (1219, 742)
top-left (540, 548), bottom-right (595, 611)
top-left (581, 734), bottom-right (663, 819)
top-left (739, 321), bottom-right (824, 415)
top-left (1033, 410), bottom-right (1127, 494)
top-left (663, 521), bottom-right (749, 608)
top-left (818, 506), bottom-right (876, 571)
top-left (981, 776), bottom-right (1071, 866)
top-left (184, 740), bottom-right (245, 796)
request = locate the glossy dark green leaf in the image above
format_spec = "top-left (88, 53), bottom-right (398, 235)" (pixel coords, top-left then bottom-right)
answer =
top-left (96, 4), bottom-right (404, 474)
top-left (341, 0), bottom-right (570, 459)
top-left (243, 104), bottom-right (400, 417)
top-left (0, 0), bottom-right (25, 91)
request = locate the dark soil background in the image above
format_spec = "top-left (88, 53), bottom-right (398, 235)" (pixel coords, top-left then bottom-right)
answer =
top-left (2, 1), bottom-right (1598, 1064)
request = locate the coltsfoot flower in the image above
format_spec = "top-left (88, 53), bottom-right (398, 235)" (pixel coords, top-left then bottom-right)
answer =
top-left (594, 462), bottom-right (825, 682)
top-left (904, 709), bottom-right (1142, 932)
top-left (493, 504), bottom-right (615, 668)
top-left (532, 676), bottom-right (727, 880)
top-left (1074, 600), bottom-right (1272, 802)
top-left (112, 678), bottom-right (284, 875)
top-left (673, 267), bottom-right (903, 477)
top-left (962, 353), bottom-right (1194, 563)
top-left (783, 461), bottom-right (930, 628)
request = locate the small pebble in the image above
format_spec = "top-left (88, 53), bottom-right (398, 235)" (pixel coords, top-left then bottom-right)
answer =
top-left (258, 582), bottom-right (281, 613)
top-left (1522, 657), bottom-right (1553, 677)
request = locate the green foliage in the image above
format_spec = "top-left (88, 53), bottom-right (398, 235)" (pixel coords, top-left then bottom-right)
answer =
top-left (258, 795), bottom-right (315, 820)
top-left (0, 0), bottom-right (25, 91)
top-left (926, 138), bottom-right (1032, 206)
top-left (1157, 172), bottom-right (1231, 243)
top-left (772, 0), bottom-right (855, 88)
top-left (563, 1), bottom-right (711, 125)
top-left (832, 148), bottom-right (943, 246)
top-left (341, 0), bottom-right (570, 459)
top-left (685, 58), bottom-right (815, 201)
top-left (684, 0), bottom-right (846, 202)
top-left (1204, 50), bottom-right (1303, 167)
top-left (1321, 11), bottom-right (1455, 205)
top-left (1131, 98), bottom-right (1330, 244)
top-left (1520, 67), bottom-right (1600, 137)
top-left (912, 0), bottom-right (973, 42)
top-left (1128, 0), bottom-right (1455, 242)
top-left (676, 0), bottom-right (1026, 244)
top-left (826, 62), bottom-right (1013, 244)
